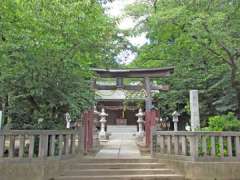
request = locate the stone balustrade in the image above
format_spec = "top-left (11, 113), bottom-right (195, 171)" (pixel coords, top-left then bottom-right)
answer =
top-left (0, 129), bottom-right (82, 159)
top-left (151, 130), bottom-right (240, 161)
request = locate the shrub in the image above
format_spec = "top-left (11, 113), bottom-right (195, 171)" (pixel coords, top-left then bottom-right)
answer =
top-left (203, 112), bottom-right (240, 131)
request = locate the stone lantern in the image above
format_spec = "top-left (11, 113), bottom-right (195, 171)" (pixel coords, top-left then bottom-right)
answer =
top-left (136, 108), bottom-right (145, 138)
top-left (99, 108), bottom-right (108, 140)
top-left (172, 111), bottom-right (180, 131)
top-left (64, 112), bottom-right (71, 129)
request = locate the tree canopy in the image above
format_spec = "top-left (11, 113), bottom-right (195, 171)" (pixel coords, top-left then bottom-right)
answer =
top-left (127, 0), bottom-right (240, 124)
top-left (0, 0), bottom-right (123, 129)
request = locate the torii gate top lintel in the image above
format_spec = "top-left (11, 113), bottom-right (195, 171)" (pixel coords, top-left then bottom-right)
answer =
top-left (92, 67), bottom-right (174, 78)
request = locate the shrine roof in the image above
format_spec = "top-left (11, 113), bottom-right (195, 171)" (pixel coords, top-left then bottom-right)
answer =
top-left (92, 67), bottom-right (174, 78)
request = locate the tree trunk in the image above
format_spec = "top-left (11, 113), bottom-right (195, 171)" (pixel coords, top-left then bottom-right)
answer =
top-left (235, 90), bottom-right (240, 119)
top-left (230, 62), bottom-right (240, 118)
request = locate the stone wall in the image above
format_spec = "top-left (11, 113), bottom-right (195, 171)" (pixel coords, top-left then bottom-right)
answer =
top-left (158, 157), bottom-right (240, 180)
top-left (0, 156), bottom-right (80, 180)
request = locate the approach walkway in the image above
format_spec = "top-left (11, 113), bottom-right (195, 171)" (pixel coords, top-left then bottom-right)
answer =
top-left (95, 125), bottom-right (142, 158)
top-left (55, 125), bottom-right (184, 180)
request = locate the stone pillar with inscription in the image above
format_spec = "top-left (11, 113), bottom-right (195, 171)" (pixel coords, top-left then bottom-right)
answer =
top-left (190, 90), bottom-right (200, 131)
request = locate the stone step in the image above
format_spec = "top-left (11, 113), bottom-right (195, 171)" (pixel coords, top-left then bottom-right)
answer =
top-left (79, 158), bottom-right (157, 163)
top-left (55, 174), bottom-right (185, 180)
top-left (108, 127), bottom-right (136, 129)
top-left (62, 168), bottom-right (174, 176)
top-left (107, 126), bottom-right (137, 133)
top-left (72, 162), bottom-right (166, 169)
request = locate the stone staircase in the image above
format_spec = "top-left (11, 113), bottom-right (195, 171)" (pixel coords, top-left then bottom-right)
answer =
top-left (54, 158), bottom-right (185, 180)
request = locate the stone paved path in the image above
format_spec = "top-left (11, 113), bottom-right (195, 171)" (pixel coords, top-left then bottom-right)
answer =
top-left (95, 125), bottom-right (141, 159)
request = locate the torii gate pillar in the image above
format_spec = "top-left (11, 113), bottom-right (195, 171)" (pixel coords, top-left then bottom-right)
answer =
top-left (144, 76), bottom-right (156, 147)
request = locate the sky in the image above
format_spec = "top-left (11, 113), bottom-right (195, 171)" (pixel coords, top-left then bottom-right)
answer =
top-left (104, 0), bottom-right (147, 64)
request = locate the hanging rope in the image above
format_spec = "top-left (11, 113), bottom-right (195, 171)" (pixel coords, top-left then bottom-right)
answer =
top-left (103, 105), bottom-right (138, 111)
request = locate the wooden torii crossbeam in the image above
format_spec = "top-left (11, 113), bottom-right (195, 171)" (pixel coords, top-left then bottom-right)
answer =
top-left (92, 67), bottom-right (174, 110)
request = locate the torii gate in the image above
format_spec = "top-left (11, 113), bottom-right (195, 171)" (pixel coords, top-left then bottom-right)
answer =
top-left (92, 67), bottom-right (174, 147)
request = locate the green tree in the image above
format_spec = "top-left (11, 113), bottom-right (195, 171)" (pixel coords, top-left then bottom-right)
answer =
top-left (0, 0), bottom-right (121, 129)
top-left (127, 0), bottom-right (240, 123)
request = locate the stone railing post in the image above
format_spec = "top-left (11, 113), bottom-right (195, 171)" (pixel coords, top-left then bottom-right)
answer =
top-left (76, 125), bottom-right (84, 153)
top-left (173, 135), bottom-right (179, 155)
top-left (71, 134), bottom-right (76, 154)
top-left (227, 136), bottom-right (232, 157)
top-left (50, 135), bottom-right (56, 156)
top-left (159, 135), bottom-right (164, 154)
top-left (0, 134), bottom-right (4, 157)
top-left (58, 134), bottom-right (64, 157)
top-left (136, 108), bottom-right (145, 138)
top-left (236, 136), bottom-right (240, 159)
top-left (189, 134), bottom-right (199, 161)
top-left (150, 127), bottom-right (157, 156)
top-left (166, 135), bottom-right (171, 154)
top-left (38, 134), bottom-right (48, 158)
top-left (181, 136), bottom-right (187, 156)
top-left (19, 135), bottom-right (25, 158)
top-left (9, 135), bottom-right (15, 158)
top-left (28, 135), bottom-right (35, 158)
top-left (99, 108), bottom-right (108, 140)
top-left (65, 134), bottom-right (71, 155)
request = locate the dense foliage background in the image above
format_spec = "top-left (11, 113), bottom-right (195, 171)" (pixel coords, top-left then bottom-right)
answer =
top-left (0, 0), bottom-right (124, 129)
top-left (126, 0), bottom-right (240, 127)
top-left (1, 0), bottom-right (240, 130)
